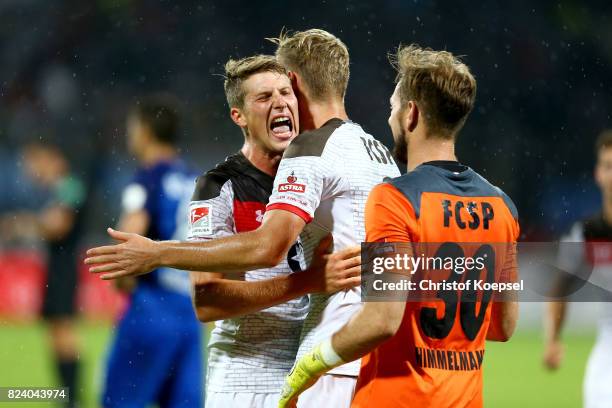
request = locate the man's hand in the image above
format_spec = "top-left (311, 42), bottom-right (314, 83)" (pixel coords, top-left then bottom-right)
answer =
top-left (305, 235), bottom-right (361, 294)
top-left (278, 343), bottom-right (335, 408)
top-left (543, 339), bottom-right (564, 370)
top-left (85, 228), bottom-right (161, 280)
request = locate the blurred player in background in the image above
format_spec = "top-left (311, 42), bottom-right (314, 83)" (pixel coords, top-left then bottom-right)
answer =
top-left (101, 96), bottom-right (203, 408)
top-left (279, 45), bottom-right (520, 408)
top-left (86, 28), bottom-right (399, 407)
top-left (1, 142), bottom-right (86, 407)
top-left (543, 130), bottom-right (612, 408)
top-left (190, 55), bottom-right (361, 408)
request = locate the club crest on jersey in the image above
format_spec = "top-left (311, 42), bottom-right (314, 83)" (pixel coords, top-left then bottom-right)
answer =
top-left (278, 172), bottom-right (306, 193)
top-left (189, 203), bottom-right (212, 235)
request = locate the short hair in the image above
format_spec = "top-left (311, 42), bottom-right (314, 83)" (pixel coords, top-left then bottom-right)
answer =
top-left (270, 29), bottom-right (349, 101)
top-left (595, 130), bottom-right (612, 155)
top-left (224, 55), bottom-right (288, 109)
top-left (391, 44), bottom-right (477, 138)
top-left (130, 96), bottom-right (179, 145)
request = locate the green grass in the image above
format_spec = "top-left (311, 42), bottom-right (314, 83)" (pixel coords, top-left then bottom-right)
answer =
top-left (0, 322), bottom-right (595, 407)
top-left (484, 331), bottom-right (594, 408)
top-left (0, 320), bottom-right (112, 407)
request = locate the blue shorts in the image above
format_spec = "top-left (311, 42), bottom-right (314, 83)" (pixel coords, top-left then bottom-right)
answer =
top-left (102, 286), bottom-right (203, 408)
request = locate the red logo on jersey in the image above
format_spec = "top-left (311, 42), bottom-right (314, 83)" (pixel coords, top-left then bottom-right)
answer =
top-left (279, 172), bottom-right (306, 193)
top-left (190, 206), bottom-right (210, 224)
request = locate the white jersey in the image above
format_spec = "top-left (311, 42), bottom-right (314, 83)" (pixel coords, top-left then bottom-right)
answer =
top-left (188, 152), bottom-right (309, 393)
top-left (267, 118), bottom-right (401, 375)
top-left (560, 217), bottom-right (612, 326)
top-left (559, 214), bottom-right (612, 408)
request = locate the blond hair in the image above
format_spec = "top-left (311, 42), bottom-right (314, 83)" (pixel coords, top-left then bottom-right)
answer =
top-left (392, 44), bottom-right (477, 137)
top-left (224, 55), bottom-right (288, 108)
top-left (269, 29), bottom-right (349, 101)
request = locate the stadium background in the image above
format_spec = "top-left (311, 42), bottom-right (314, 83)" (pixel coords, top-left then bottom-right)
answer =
top-left (0, 0), bottom-right (610, 406)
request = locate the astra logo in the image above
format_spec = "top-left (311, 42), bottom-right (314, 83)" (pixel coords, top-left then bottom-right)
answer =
top-left (279, 172), bottom-right (306, 193)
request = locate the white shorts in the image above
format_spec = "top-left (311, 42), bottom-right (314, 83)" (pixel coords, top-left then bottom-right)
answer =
top-left (584, 337), bottom-right (612, 408)
top-left (297, 374), bottom-right (357, 408)
top-left (205, 391), bottom-right (279, 408)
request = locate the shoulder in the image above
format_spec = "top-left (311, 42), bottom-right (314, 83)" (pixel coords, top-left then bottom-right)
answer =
top-left (582, 213), bottom-right (612, 240)
top-left (191, 155), bottom-right (241, 200)
top-left (283, 118), bottom-right (345, 159)
top-left (471, 172), bottom-right (519, 220)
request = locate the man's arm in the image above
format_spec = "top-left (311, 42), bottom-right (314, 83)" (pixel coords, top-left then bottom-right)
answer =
top-left (543, 301), bottom-right (566, 370)
top-left (541, 222), bottom-right (584, 369)
top-left (278, 183), bottom-right (413, 408)
top-left (1, 207), bottom-right (75, 242)
top-left (278, 300), bottom-right (405, 408)
top-left (86, 209), bottom-right (305, 280)
top-left (487, 242), bottom-right (519, 342)
top-left (191, 237), bottom-right (361, 322)
top-left (487, 301), bottom-right (518, 342)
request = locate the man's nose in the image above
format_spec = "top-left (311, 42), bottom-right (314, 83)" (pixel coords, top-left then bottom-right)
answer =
top-left (271, 91), bottom-right (288, 109)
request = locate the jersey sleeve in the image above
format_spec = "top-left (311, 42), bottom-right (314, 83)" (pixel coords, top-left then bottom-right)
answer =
top-left (121, 169), bottom-right (152, 214)
top-left (187, 173), bottom-right (235, 241)
top-left (365, 183), bottom-right (416, 243)
top-left (266, 156), bottom-right (333, 223)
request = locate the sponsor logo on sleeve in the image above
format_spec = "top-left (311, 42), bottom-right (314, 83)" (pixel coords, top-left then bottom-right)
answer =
top-left (278, 172), bottom-right (306, 193)
top-left (189, 203), bottom-right (212, 235)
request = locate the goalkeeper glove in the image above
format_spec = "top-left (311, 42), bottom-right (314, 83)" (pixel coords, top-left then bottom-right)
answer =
top-left (278, 338), bottom-right (344, 408)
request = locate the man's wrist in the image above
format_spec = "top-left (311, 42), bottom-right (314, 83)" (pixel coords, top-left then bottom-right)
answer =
top-left (155, 240), bottom-right (176, 268)
top-left (288, 270), bottom-right (317, 296)
top-left (319, 337), bottom-right (345, 368)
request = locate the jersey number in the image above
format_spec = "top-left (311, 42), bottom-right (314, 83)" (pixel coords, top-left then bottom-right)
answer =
top-left (419, 243), bottom-right (495, 341)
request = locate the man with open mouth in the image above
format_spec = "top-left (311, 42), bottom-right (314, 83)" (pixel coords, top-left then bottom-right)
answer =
top-left (186, 55), bottom-right (361, 408)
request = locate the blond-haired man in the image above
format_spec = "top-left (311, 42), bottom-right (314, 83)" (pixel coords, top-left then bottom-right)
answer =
top-left (86, 31), bottom-right (400, 407)
top-left (279, 45), bottom-right (519, 408)
top-left (186, 55), bottom-right (360, 408)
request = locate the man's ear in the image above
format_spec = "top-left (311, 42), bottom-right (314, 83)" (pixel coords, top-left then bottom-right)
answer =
top-left (595, 165), bottom-right (602, 188)
top-left (288, 71), bottom-right (304, 97)
top-left (230, 107), bottom-right (247, 128)
top-left (405, 101), bottom-right (419, 133)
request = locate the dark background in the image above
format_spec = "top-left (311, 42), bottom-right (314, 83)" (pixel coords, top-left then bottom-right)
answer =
top-left (1, 0), bottom-right (611, 241)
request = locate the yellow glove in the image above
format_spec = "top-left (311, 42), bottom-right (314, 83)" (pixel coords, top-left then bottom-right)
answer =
top-left (278, 339), bottom-right (344, 408)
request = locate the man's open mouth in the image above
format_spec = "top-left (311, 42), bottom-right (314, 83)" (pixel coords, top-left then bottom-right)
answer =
top-left (270, 115), bottom-right (293, 137)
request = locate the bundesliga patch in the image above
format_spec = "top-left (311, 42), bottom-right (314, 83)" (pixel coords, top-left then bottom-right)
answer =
top-left (278, 172), bottom-right (306, 193)
top-left (189, 203), bottom-right (212, 235)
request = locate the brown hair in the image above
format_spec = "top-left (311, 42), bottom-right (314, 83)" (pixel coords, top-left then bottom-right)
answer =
top-left (270, 29), bottom-right (349, 101)
top-left (392, 44), bottom-right (477, 138)
top-left (224, 55), bottom-right (288, 109)
top-left (596, 130), bottom-right (612, 155)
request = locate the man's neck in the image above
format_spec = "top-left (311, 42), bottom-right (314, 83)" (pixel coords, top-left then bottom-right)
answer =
top-left (406, 136), bottom-right (457, 172)
top-left (141, 145), bottom-right (177, 167)
top-left (240, 142), bottom-right (282, 177)
top-left (302, 99), bottom-right (348, 131)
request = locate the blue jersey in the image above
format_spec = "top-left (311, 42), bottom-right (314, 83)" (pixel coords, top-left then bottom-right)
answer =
top-left (103, 159), bottom-right (203, 408)
top-left (127, 159), bottom-right (196, 296)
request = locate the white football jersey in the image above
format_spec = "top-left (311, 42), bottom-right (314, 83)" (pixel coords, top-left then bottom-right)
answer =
top-left (267, 118), bottom-right (401, 375)
top-left (188, 152), bottom-right (309, 393)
